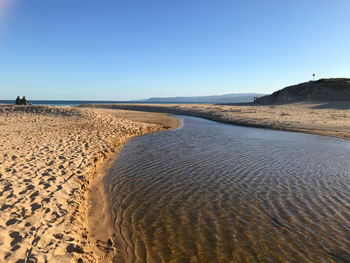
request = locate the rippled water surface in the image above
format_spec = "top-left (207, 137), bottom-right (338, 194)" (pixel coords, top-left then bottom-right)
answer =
top-left (105, 116), bottom-right (350, 262)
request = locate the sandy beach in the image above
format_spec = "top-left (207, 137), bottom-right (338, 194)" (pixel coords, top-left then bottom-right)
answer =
top-left (82, 101), bottom-right (350, 140)
top-left (0, 105), bottom-right (178, 262)
top-left (1, 101), bottom-right (350, 262)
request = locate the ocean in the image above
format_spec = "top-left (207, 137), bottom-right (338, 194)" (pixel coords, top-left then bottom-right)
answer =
top-left (0, 100), bottom-right (155, 106)
top-left (0, 100), bottom-right (210, 106)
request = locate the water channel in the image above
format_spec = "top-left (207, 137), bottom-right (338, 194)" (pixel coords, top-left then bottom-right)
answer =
top-left (105, 116), bottom-right (350, 262)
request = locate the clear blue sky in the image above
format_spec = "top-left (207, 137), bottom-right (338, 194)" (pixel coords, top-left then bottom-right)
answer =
top-left (1, 0), bottom-right (349, 100)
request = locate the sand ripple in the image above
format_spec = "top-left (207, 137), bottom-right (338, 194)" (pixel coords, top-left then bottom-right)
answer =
top-left (106, 116), bottom-right (350, 262)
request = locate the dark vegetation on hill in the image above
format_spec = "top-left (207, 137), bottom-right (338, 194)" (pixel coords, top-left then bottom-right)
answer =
top-left (256, 78), bottom-right (350, 104)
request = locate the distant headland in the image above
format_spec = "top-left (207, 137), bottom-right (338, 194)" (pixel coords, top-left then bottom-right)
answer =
top-left (142, 93), bottom-right (266, 104)
top-left (256, 78), bottom-right (350, 104)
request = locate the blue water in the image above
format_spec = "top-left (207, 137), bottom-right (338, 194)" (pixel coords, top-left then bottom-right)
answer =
top-left (0, 100), bottom-right (211, 106)
top-left (0, 100), bottom-right (155, 106)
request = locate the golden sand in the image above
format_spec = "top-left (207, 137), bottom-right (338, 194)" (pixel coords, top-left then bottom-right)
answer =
top-left (0, 105), bottom-right (178, 262)
top-left (82, 101), bottom-right (350, 140)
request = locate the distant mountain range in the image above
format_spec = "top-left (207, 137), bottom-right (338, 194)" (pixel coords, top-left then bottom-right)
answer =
top-left (142, 93), bottom-right (266, 104)
top-left (256, 78), bottom-right (350, 104)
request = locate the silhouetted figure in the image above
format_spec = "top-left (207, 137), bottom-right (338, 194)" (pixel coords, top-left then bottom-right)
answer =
top-left (21, 96), bottom-right (27, 105)
top-left (15, 96), bottom-right (21, 105)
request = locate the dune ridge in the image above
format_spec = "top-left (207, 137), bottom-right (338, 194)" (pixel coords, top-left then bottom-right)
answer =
top-left (0, 105), bottom-right (166, 262)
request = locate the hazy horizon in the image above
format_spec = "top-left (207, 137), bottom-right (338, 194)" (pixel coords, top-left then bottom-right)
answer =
top-left (1, 0), bottom-right (349, 100)
top-left (0, 92), bottom-right (266, 102)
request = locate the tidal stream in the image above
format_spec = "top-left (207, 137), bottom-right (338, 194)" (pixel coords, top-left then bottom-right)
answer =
top-left (105, 116), bottom-right (350, 262)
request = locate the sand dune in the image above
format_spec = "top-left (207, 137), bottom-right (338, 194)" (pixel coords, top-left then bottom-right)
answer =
top-left (0, 105), bottom-right (173, 262)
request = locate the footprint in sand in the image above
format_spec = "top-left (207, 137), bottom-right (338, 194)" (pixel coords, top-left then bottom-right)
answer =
top-left (47, 176), bottom-right (56, 182)
top-left (6, 218), bottom-right (18, 226)
top-left (31, 203), bottom-right (41, 214)
top-left (29, 191), bottom-right (39, 201)
top-left (9, 231), bottom-right (23, 247)
top-left (26, 185), bottom-right (34, 191)
top-left (0, 204), bottom-right (11, 211)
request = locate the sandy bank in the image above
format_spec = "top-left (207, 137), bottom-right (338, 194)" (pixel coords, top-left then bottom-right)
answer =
top-left (0, 105), bottom-right (177, 262)
top-left (81, 102), bottom-right (350, 140)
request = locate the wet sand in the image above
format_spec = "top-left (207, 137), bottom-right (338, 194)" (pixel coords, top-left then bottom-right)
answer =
top-left (0, 105), bottom-right (178, 262)
top-left (82, 101), bottom-right (350, 140)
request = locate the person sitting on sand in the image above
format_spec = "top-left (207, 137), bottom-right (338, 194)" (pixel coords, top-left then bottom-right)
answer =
top-left (21, 96), bottom-right (27, 105)
top-left (15, 96), bottom-right (21, 105)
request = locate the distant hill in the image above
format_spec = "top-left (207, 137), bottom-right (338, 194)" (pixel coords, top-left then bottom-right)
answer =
top-left (143, 93), bottom-right (266, 104)
top-left (256, 78), bottom-right (350, 104)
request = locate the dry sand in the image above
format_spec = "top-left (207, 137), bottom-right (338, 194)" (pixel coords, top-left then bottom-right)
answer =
top-left (82, 101), bottom-right (350, 140)
top-left (0, 105), bottom-right (178, 262)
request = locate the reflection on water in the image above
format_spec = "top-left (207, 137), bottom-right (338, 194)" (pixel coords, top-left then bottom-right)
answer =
top-left (105, 116), bottom-right (350, 262)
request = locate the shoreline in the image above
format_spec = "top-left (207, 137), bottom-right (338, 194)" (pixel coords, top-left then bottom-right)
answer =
top-left (0, 105), bottom-right (179, 262)
top-left (87, 109), bottom-right (181, 262)
top-left (81, 101), bottom-right (350, 141)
